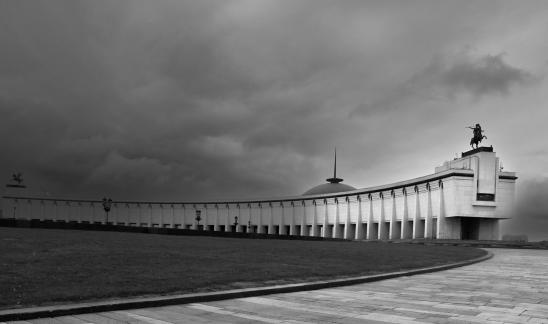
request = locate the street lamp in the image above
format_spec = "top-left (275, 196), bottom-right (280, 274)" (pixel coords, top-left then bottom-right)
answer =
top-left (195, 210), bottom-right (202, 230)
top-left (102, 197), bottom-right (112, 224)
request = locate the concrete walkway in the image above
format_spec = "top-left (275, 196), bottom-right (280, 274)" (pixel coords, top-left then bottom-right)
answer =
top-left (6, 248), bottom-right (548, 324)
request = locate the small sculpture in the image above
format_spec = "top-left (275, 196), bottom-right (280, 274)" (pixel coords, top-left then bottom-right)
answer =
top-left (12, 172), bottom-right (23, 185)
top-left (6, 172), bottom-right (25, 188)
top-left (467, 123), bottom-right (487, 149)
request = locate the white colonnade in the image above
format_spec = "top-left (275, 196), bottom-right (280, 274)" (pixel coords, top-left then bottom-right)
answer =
top-left (1, 177), bottom-right (454, 240)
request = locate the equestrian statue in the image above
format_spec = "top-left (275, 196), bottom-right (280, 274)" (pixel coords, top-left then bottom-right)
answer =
top-left (467, 123), bottom-right (487, 149)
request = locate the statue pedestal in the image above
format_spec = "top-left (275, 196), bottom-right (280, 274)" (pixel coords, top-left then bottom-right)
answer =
top-left (4, 184), bottom-right (29, 198)
top-left (6, 184), bottom-right (26, 188)
top-left (2, 185), bottom-right (28, 219)
top-left (462, 146), bottom-right (493, 158)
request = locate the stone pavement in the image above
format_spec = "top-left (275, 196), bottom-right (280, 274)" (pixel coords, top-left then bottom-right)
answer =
top-left (5, 248), bottom-right (548, 324)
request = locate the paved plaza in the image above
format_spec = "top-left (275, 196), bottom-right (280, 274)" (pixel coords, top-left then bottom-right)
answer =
top-left (5, 248), bottom-right (548, 324)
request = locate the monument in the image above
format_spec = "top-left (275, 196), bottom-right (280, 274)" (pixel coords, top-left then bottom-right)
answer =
top-left (1, 126), bottom-right (517, 241)
top-left (6, 172), bottom-right (25, 189)
top-left (467, 123), bottom-right (487, 149)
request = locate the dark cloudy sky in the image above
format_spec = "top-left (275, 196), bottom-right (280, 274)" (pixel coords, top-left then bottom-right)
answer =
top-left (1, 1), bottom-right (547, 239)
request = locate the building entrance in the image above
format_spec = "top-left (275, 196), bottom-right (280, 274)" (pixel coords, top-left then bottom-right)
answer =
top-left (461, 218), bottom-right (480, 240)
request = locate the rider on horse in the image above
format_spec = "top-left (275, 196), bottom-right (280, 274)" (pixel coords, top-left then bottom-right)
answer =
top-left (467, 123), bottom-right (487, 148)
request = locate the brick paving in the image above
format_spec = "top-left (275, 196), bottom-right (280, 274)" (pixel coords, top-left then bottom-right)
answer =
top-left (5, 248), bottom-right (548, 323)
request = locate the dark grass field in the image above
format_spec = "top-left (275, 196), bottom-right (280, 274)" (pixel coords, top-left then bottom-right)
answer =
top-left (0, 227), bottom-right (486, 310)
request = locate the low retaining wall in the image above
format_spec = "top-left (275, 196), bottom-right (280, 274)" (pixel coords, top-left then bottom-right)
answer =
top-left (0, 218), bottom-right (345, 242)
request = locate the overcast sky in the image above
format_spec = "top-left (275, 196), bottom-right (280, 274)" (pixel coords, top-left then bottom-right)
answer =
top-left (1, 1), bottom-right (547, 239)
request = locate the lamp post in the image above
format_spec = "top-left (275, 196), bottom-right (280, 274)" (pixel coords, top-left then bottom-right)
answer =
top-left (233, 216), bottom-right (238, 232)
top-left (195, 210), bottom-right (202, 230)
top-left (102, 197), bottom-right (112, 224)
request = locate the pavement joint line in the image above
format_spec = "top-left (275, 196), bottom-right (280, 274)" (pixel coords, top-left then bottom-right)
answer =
top-left (0, 250), bottom-right (493, 322)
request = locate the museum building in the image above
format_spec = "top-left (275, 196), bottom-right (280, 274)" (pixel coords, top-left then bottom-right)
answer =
top-left (1, 146), bottom-right (517, 240)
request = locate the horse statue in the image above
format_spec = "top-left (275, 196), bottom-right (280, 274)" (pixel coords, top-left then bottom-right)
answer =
top-left (467, 124), bottom-right (487, 149)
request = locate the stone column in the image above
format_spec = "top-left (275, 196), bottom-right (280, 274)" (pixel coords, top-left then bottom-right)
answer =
top-left (436, 180), bottom-right (446, 239)
top-left (225, 204), bottom-right (231, 232)
top-left (311, 200), bottom-right (318, 237)
top-left (75, 201), bottom-right (81, 223)
top-left (413, 186), bottom-right (422, 239)
top-left (247, 203), bottom-right (252, 233)
top-left (81, 201), bottom-right (89, 223)
top-left (401, 188), bottom-right (411, 239)
top-left (123, 203), bottom-right (129, 226)
top-left (55, 200), bottom-right (60, 222)
top-left (24, 199), bottom-right (30, 220)
top-left (64, 201), bottom-right (70, 223)
top-left (49, 199), bottom-right (57, 222)
top-left (378, 192), bottom-right (388, 240)
top-left (85, 202), bottom-right (93, 224)
top-left (53, 200), bottom-right (58, 222)
top-left (322, 199), bottom-right (329, 238)
top-left (28, 199), bottom-right (34, 221)
top-left (333, 198), bottom-right (340, 239)
top-left (258, 203), bottom-right (263, 234)
top-left (169, 204), bottom-right (175, 228)
top-left (88, 202), bottom-right (95, 224)
top-left (214, 204), bottom-right (220, 231)
top-left (377, 194), bottom-right (383, 240)
top-left (40, 200), bottom-right (45, 221)
top-left (109, 202), bottom-right (115, 225)
top-left (57, 201), bottom-right (63, 222)
top-left (289, 201), bottom-right (296, 236)
top-left (192, 205), bottom-right (201, 231)
top-left (203, 204), bottom-right (209, 231)
top-left (235, 204), bottom-right (241, 233)
top-left (112, 203), bottom-right (121, 225)
top-left (366, 194), bottom-right (374, 240)
top-left (158, 204), bottom-right (164, 227)
top-left (425, 183), bottom-right (434, 239)
top-left (181, 204), bottom-right (187, 229)
top-left (11, 199), bottom-right (18, 219)
top-left (135, 203), bottom-right (140, 226)
top-left (300, 201), bottom-right (307, 236)
top-left (75, 201), bottom-right (82, 223)
top-left (268, 202), bottom-right (274, 234)
top-left (68, 201), bottom-right (73, 222)
top-left (344, 197), bottom-right (351, 239)
top-left (148, 204), bottom-right (153, 227)
top-left (93, 202), bottom-right (98, 224)
top-left (279, 202), bottom-right (286, 235)
top-left (355, 196), bottom-right (363, 240)
top-left (389, 190), bottom-right (397, 240)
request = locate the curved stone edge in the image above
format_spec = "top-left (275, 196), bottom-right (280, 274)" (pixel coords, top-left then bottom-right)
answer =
top-left (0, 250), bottom-right (493, 321)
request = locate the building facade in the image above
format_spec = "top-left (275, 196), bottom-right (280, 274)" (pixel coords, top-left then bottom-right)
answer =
top-left (1, 147), bottom-right (517, 240)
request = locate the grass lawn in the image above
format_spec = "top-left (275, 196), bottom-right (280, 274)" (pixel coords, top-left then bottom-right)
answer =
top-left (0, 227), bottom-right (486, 310)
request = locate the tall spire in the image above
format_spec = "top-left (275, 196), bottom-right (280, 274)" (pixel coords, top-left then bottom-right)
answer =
top-left (333, 147), bottom-right (337, 179)
top-left (326, 148), bottom-right (343, 184)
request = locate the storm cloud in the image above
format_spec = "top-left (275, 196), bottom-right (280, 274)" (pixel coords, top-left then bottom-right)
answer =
top-left (352, 51), bottom-right (539, 116)
top-left (1, 1), bottom-right (548, 238)
top-left (441, 53), bottom-right (536, 97)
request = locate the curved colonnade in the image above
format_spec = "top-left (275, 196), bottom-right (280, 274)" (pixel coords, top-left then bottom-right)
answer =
top-left (2, 169), bottom-right (471, 240)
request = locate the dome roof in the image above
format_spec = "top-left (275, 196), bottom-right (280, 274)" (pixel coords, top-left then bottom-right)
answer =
top-left (303, 148), bottom-right (356, 196)
top-left (303, 182), bottom-right (356, 196)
